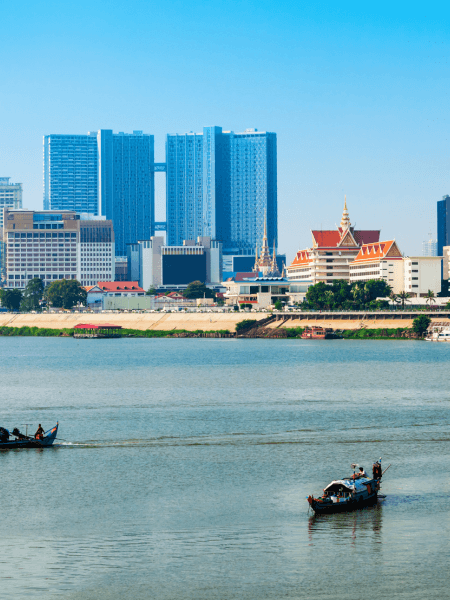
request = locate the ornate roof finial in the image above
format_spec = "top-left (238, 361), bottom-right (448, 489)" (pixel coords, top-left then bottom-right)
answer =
top-left (340, 195), bottom-right (351, 231)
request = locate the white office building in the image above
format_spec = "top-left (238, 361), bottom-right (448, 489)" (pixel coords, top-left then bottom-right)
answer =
top-left (403, 256), bottom-right (442, 297)
top-left (0, 178), bottom-right (22, 228)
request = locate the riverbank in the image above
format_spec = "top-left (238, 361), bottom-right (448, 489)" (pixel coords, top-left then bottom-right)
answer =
top-left (0, 311), bottom-right (445, 333)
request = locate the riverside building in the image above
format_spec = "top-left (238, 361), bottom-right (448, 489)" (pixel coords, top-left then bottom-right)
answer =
top-left (127, 236), bottom-right (222, 291)
top-left (349, 240), bottom-right (404, 293)
top-left (166, 127), bottom-right (277, 256)
top-left (3, 209), bottom-right (114, 288)
top-left (286, 200), bottom-right (380, 285)
top-left (403, 256), bottom-right (442, 297)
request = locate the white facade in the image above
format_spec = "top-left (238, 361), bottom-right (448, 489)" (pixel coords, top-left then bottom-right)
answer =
top-left (223, 278), bottom-right (291, 308)
top-left (0, 178), bottom-right (22, 228)
top-left (80, 241), bottom-right (114, 286)
top-left (350, 259), bottom-right (404, 293)
top-left (403, 256), bottom-right (442, 297)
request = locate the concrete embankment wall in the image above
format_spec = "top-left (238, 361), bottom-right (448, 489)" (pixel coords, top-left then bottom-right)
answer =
top-left (0, 313), bottom-right (445, 332)
top-left (0, 312), bottom-right (248, 332)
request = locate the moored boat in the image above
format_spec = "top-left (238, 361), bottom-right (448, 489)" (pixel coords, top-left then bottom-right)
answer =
top-left (0, 423), bottom-right (59, 450)
top-left (301, 326), bottom-right (342, 339)
top-left (307, 460), bottom-right (386, 514)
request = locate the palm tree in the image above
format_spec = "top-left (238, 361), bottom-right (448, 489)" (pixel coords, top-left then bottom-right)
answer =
top-left (397, 291), bottom-right (410, 310)
top-left (425, 290), bottom-right (435, 308)
top-left (389, 290), bottom-right (399, 308)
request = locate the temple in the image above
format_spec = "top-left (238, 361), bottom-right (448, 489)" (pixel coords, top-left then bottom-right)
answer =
top-left (253, 212), bottom-right (282, 277)
top-left (286, 199), bottom-right (380, 284)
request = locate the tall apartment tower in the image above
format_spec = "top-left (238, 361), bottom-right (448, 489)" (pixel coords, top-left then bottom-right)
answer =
top-left (44, 130), bottom-right (155, 256)
top-left (98, 130), bottom-right (155, 256)
top-left (0, 177), bottom-right (23, 228)
top-left (166, 127), bottom-right (277, 255)
top-left (43, 134), bottom-right (99, 213)
top-left (437, 194), bottom-right (450, 257)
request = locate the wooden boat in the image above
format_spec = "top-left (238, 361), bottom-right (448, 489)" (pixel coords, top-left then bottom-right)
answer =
top-left (301, 326), bottom-right (341, 339)
top-left (307, 461), bottom-right (386, 514)
top-left (0, 423), bottom-right (59, 450)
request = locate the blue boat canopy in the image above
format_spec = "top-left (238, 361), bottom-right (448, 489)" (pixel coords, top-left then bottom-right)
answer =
top-left (324, 478), bottom-right (371, 493)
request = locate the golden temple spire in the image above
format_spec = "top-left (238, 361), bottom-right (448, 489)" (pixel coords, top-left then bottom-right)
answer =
top-left (340, 195), bottom-right (351, 230)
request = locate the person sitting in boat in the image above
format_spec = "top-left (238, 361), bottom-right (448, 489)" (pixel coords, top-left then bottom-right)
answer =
top-left (373, 461), bottom-right (382, 479)
top-left (353, 466), bottom-right (367, 479)
top-left (35, 424), bottom-right (45, 440)
top-left (12, 428), bottom-right (27, 440)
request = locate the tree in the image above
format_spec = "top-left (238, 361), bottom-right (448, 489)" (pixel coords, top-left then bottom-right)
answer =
top-left (146, 286), bottom-right (158, 296)
top-left (425, 290), bottom-right (435, 307)
top-left (183, 281), bottom-right (215, 299)
top-left (412, 315), bottom-right (431, 337)
top-left (0, 288), bottom-right (23, 311)
top-left (20, 278), bottom-right (45, 312)
top-left (274, 299), bottom-right (283, 310)
top-left (305, 282), bottom-right (329, 309)
top-left (390, 291), bottom-right (399, 308)
top-left (363, 280), bottom-right (392, 303)
top-left (397, 291), bottom-right (410, 309)
top-left (47, 279), bottom-right (87, 309)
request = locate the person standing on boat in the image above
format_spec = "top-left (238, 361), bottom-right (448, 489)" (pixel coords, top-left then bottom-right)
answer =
top-left (373, 461), bottom-right (382, 479)
top-left (35, 424), bottom-right (45, 440)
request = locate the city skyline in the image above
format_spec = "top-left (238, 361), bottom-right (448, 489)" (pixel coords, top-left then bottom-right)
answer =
top-left (1, 1), bottom-right (450, 262)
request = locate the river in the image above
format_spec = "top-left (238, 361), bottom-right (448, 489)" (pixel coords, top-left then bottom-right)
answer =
top-left (1, 337), bottom-right (449, 599)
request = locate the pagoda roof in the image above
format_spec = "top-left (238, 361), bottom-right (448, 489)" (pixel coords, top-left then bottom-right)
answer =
top-left (312, 229), bottom-right (380, 248)
top-left (353, 240), bottom-right (402, 263)
top-left (289, 250), bottom-right (312, 267)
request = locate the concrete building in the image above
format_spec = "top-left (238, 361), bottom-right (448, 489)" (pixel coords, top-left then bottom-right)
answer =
top-left (3, 209), bottom-right (114, 289)
top-left (0, 178), bottom-right (23, 229)
top-left (43, 134), bottom-right (98, 213)
top-left (222, 276), bottom-right (290, 309)
top-left (349, 240), bottom-right (404, 293)
top-left (403, 256), bottom-right (442, 297)
top-left (166, 127), bottom-right (277, 255)
top-left (443, 246), bottom-right (450, 281)
top-left (286, 200), bottom-right (380, 285)
top-left (127, 236), bottom-right (222, 291)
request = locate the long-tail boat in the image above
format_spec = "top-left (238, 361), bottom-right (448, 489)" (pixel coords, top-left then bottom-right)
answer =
top-left (0, 423), bottom-right (59, 450)
top-left (307, 460), bottom-right (388, 514)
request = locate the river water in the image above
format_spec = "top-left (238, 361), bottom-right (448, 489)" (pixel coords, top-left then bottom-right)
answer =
top-left (0, 337), bottom-right (449, 599)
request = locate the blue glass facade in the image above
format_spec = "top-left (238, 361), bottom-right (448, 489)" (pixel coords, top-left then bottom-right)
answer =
top-left (98, 130), bottom-right (155, 257)
top-left (43, 134), bottom-right (99, 213)
top-left (437, 195), bottom-right (450, 257)
top-left (166, 127), bottom-right (277, 254)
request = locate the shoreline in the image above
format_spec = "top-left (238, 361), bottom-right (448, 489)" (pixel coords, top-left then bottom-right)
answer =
top-left (0, 324), bottom-right (424, 340)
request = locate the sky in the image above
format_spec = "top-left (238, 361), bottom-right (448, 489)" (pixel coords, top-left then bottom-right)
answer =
top-left (1, 0), bottom-right (449, 261)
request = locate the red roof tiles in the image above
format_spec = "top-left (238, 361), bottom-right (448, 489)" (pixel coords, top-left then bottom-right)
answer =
top-left (97, 281), bottom-right (145, 293)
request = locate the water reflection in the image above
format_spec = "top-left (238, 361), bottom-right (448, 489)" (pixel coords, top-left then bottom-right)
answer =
top-left (308, 503), bottom-right (383, 548)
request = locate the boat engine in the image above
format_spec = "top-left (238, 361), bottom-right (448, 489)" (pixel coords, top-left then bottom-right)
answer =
top-left (0, 427), bottom-right (10, 442)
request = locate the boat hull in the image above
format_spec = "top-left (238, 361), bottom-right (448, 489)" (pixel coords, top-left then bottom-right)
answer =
top-left (310, 492), bottom-right (378, 514)
top-left (0, 423), bottom-right (58, 450)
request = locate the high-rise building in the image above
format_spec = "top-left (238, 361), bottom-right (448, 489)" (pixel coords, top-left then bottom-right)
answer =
top-left (98, 130), bottom-right (154, 256)
top-left (422, 235), bottom-right (438, 257)
top-left (44, 130), bottom-right (155, 256)
top-left (166, 127), bottom-right (277, 255)
top-left (0, 177), bottom-right (23, 228)
top-left (437, 194), bottom-right (450, 257)
top-left (43, 134), bottom-right (98, 213)
top-left (3, 209), bottom-right (114, 288)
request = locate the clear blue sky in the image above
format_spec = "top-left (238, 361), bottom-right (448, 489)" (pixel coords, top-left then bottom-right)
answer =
top-left (1, 0), bottom-right (449, 261)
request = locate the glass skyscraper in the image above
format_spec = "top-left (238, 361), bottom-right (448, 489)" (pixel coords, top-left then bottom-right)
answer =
top-left (437, 194), bottom-right (450, 257)
top-left (43, 134), bottom-right (99, 213)
top-left (98, 130), bottom-right (154, 256)
top-left (166, 127), bottom-right (277, 254)
top-left (43, 130), bottom-right (155, 256)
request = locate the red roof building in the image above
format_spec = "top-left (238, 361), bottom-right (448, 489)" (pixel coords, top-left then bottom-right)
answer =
top-left (349, 240), bottom-right (404, 293)
top-left (286, 199), bottom-right (381, 285)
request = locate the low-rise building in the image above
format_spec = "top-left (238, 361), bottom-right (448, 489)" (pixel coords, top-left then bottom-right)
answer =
top-left (403, 256), bottom-right (442, 297)
top-left (349, 240), bottom-right (404, 293)
top-left (223, 277), bottom-right (290, 308)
